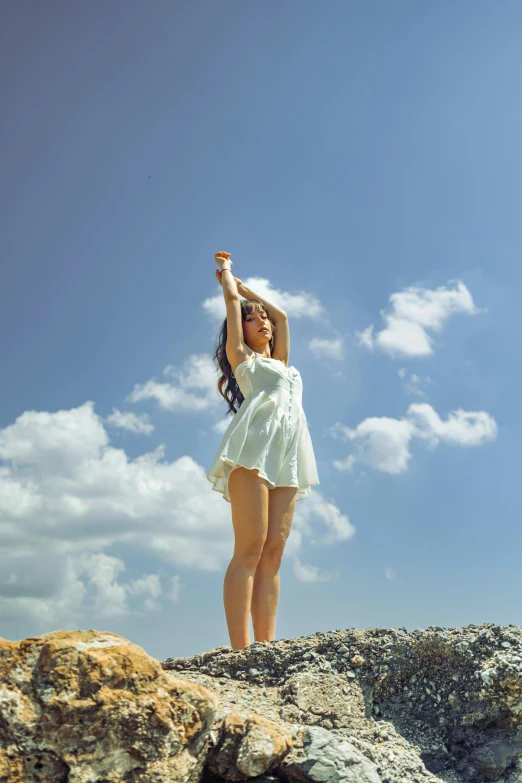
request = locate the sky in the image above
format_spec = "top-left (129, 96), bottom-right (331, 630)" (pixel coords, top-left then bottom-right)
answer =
top-left (1, 1), bottom-right (521, 661)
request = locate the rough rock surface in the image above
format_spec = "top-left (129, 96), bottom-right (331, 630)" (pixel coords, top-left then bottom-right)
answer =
top-left (1, 624), bottom-right (522, 782)
top-left (163, 623), bottom-right (522, 783)
top-left (0, 630), bottom-right (216, 782)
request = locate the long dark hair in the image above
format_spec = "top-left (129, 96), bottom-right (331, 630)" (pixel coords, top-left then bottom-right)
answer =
top-left (213, 299), bottom-right (278, 415)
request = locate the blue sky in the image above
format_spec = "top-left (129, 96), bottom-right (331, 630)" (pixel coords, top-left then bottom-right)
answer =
top-left (1, 1), bottom-right (521, 661)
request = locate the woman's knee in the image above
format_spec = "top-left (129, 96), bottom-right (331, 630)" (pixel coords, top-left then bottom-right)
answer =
top-left (233, 542), bottom-right (266, 569)
top-left (259, 540), bottom-right (285, 569)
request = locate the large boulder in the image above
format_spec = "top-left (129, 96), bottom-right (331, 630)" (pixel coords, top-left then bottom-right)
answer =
top-left (0, 629), bottom-right (216, 782)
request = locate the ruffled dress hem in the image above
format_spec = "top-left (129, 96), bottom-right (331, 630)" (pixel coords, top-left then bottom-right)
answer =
top-left (206, 456), bottom-right (319, 503)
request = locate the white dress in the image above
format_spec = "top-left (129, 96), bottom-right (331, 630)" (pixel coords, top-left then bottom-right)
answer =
top-left (206, 351), bottom-right (320, 502)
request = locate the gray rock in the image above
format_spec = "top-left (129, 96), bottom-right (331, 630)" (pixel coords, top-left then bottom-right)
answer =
top-left (280, 725), bottom-right (382, 783)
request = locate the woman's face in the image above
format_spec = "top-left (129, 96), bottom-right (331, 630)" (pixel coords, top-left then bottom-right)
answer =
top-left (243, 307), bottom-right (272, 348)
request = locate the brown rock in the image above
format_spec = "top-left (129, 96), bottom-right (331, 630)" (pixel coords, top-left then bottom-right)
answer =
top-left (207, 712), bottom-right (293, 780)
top-left (0, 630), bottom-right (216, 783)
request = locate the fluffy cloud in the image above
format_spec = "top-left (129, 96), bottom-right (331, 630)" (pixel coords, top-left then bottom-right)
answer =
top-left (0, 550), bottom-right (169, 629)
top-left (331, 403), bottom-right (497, 474)
top-left (292, 556), bottom-right (339, 583)
top-left (357, 281), bottom-right (480, 357)
top-left (407, 404), bottom-right (498, 448)
top-left (125, 354), bottom-right (219, 412)
top-left (331, 417), bottom-right (415, 474)
top-left (309, 337), bottom-right (344, 361)
top-left (202, 276), bottom-right (325, 322)
top-left (212, 418), bottom-right (231, 434)
top-left (105, 409), bottom-right (155, 434)
top-left (0, 401), bottom-right (348, 624)
top-left (291, 487), bottom-right (356, 547)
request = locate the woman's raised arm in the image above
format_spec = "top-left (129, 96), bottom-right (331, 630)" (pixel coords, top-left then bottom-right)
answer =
top-left (215, 252), bottom-right (238, 299)
top-left (235, 281), bottom-right (287, 323)
top-left (214, 252), bottom-right (287, 323)
top-left (214, 252), bottom-right (247, 368)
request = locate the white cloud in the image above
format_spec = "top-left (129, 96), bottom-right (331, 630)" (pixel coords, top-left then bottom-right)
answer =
top-left (74, 554), bottom-right (164, 617)
top-left (407, 403), bottom-right (498, 447)
top-left (331, 417), bottom-right (415, 475)
top-left (105, 409), bottom-right (155, 434)
top-left (78, 553), bottom-right (129, 617)
top-left (292, 556), bottom-right (339, 583)
top-left (285, 492), bottom-right (354, 583)
top-left (213, 418), bottom-right (231, 435)
top-left (398, 368), bottom-right (432, 398)
top-left (0, 551), bottom-right (166, 626)
top-left (0, 401), bottom-right (349, 626)
top-left (291, 489), bottom-right (356, 546)
top-left (125, 354), bottom-right (219, 412)
top-left (309, 337), bottom-right (344, 361)
top-left (330, 454), bottom-right (357, 472)
top-left (357, 281), bottom-right (480, 357)
top-left (357, 325), bottom-right (375, 350)
top-left (126, 572), bottom-right (163, 612)
top-left (202, 276), bottom-right (325, 322)
top-left (385, 568), bottom-right (396, 581)
top-left (331, 403), bottom-right (497, 474)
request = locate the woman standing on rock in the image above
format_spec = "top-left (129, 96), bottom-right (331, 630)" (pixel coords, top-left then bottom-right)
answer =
top-left (207, 251), bottom-right (320, 651)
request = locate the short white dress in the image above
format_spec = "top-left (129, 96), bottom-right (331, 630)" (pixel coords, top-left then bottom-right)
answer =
top-left (206, 351), bottom-right (320, 502)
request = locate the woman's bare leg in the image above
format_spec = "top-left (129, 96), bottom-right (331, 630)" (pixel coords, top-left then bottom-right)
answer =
top-left (224, 467), bottom-right (270, 650)
top-left (251, 486), bottom-right (297, 642)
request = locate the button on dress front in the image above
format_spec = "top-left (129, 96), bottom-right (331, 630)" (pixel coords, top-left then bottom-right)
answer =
top-left (206, 351), bottom-right (320, 502)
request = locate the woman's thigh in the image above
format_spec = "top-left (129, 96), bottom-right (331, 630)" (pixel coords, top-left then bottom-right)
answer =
top-left (228, 467), bottom-right (271, 555)
top-left (265, 486), bottom-right (298, 552)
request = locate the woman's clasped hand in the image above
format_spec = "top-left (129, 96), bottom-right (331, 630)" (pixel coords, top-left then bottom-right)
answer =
top-left (214, 251), bottom-right (243, 289)
top-left (214, 251), bottom-right (232, 269)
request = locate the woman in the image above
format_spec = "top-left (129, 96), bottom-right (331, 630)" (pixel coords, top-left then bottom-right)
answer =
top-left (207, 251), bottom-right (319, 650)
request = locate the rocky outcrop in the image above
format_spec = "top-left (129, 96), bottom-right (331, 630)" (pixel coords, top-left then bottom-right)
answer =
top-left (164, 624), bottom-right (522, 783)
top-left (1, 624), bottom-right (522, 782)
top-left (0, 630), bottom-right (216, 782)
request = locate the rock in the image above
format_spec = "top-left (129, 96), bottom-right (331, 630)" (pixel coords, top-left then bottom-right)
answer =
top-left (3, 623), bottom-right (522, 783)
top-left (280, 672), bottom-right (363, 729)
top-left (174, 623), bottom-right (522, 782)
top-left (206, 712), bottom-right (292, 779)
top-left (279, 725), bottom-right (382, 782)
top-left (0, 629), bottom-right (216, 783)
